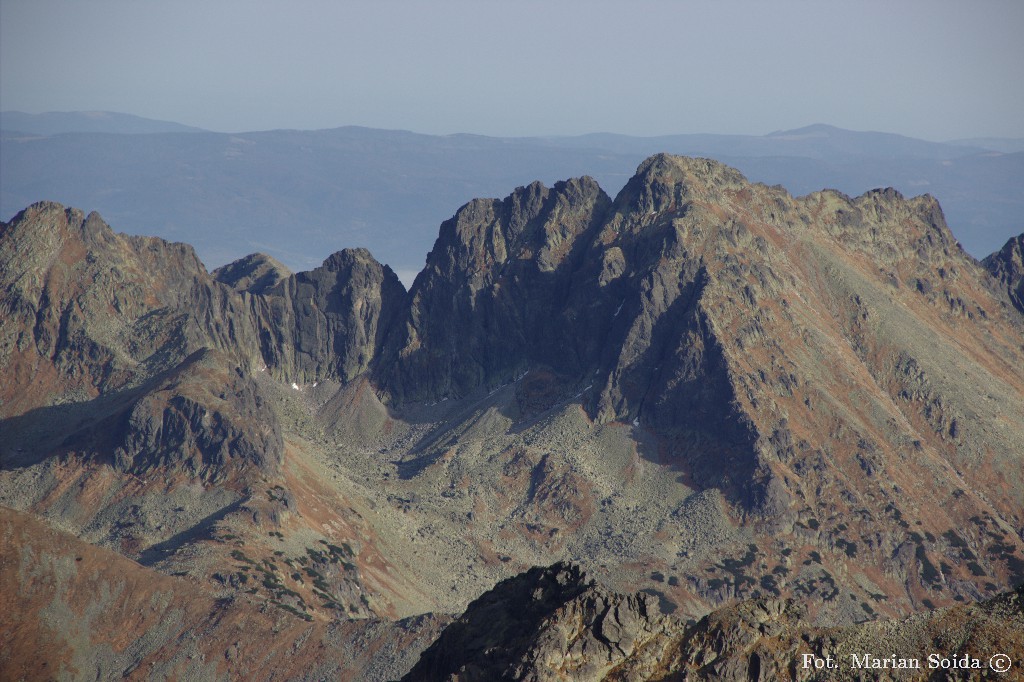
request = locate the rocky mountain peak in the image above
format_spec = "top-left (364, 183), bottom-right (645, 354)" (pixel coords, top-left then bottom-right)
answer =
top-left (0, 202), bottom-right (232, 415)
top-left (419, 175), bottom-right (610, 282)
top-left (212, 252), bottom-right (291, 294)
top-left (610, 154), bottom-right (748, 222)
top-left (371, 155), bottom-right (1024, 606)
top-left (403, 562), bottom-right (671, 682)
top-left (319, 246), bottom-right (380, 270)
top-left (379, 176), bottom-right (611, 402)
top-left (257, 246), bottom-right (406, 383)
top-left (983, 233), bottom-right (1024, 315)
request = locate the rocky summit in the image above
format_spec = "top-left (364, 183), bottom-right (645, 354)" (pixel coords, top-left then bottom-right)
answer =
top-left (2, 155), bottom-right (1023, 680)
top-left (984, 233), bottom-right (1024, 316)
top-left (407, 561), bottom-right (1024, 681)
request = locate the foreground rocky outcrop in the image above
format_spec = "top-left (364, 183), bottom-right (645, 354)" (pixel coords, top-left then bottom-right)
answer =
top-left (406, 562), bottom-right (1024, 681)
top-left (405, 562), bottom-right (667, 681)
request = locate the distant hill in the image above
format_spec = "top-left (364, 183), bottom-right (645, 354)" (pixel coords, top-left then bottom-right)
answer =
top-left (0, 110), bottom-right (207, 135)
top-left (2, 117), bottom-right (1020, 279)
top-left (543, 123), bottom-right (987, 160)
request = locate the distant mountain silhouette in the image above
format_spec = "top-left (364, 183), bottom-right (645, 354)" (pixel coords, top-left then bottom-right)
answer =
top-left (0, 110), bottom-right (207, 135)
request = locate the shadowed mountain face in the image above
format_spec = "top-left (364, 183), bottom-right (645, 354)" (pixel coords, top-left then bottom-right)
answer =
top-left (2, 155), bottom-right (1024, 678)
top-left (381, 155), bottom-right (1024, 529)
top-left (380, 177), bottom-right (614, 402)
top-left (256, 247), bottom-right (406, 384)
top-left (984, 234), bottom-right (1024, 316)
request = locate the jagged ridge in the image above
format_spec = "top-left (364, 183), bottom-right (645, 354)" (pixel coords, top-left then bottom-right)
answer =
top-left (3, 155), bottom-right (1024, 670)
top-left (405, 561), bottom-right (1024, 682)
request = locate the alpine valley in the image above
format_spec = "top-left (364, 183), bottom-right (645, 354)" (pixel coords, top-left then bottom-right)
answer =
top-left (2, 155), bottom-right (1023, 681)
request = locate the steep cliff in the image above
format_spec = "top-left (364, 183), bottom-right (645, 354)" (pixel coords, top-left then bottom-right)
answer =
top-left (983, 233), bottom-right (1024, 316)
top-left (380, 177), bottom-right (611, 402)
top-left (254, 247), bottom-right (405, 383)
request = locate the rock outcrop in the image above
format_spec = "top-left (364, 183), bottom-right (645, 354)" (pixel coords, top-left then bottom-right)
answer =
top-left (380, 177), bottom-right (611, 402)
top-left (213, 252), bottom-right (291, 295)
top-left (106, 348), bottom-right (284, 480)
top-left (983, 232), bottom-right (1024, 316)
top-left (255, 247), bottom-right (406, 383)
top-left (404, 562), bottom-right (669, 682)
top-left (407, 562), bottom-right (1024, 681)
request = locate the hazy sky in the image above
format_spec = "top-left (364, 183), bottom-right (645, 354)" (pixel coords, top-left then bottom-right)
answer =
top-left (2, 0), bottom-right (1022, 140)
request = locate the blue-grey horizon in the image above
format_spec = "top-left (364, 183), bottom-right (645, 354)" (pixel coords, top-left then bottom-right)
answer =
top-left (2, 0), bottom-right (1022, 141)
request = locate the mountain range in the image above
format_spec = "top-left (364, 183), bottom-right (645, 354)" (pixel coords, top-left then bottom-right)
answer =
top-left (0, 110), bottom-right (207, 135)
top-left (2, 112), bottom-right (1021, 284)
top-left (2, 153), bottom-right (1023, 680)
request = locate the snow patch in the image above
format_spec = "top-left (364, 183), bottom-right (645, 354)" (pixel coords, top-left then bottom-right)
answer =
top-left (574, 384), bottom-right (594, 398)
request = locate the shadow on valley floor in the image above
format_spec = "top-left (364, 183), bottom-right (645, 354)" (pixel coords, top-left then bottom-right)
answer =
top-left (640, 587), bottom-right (679, 615)
top-left (388, 373), bottom-right (598, 480)
top-left (0, 385), bottom-right (146, 470)
top-left (382, 358), bottom-right (759, 506)
top-left (136, 496), bottom-right (248, 566)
